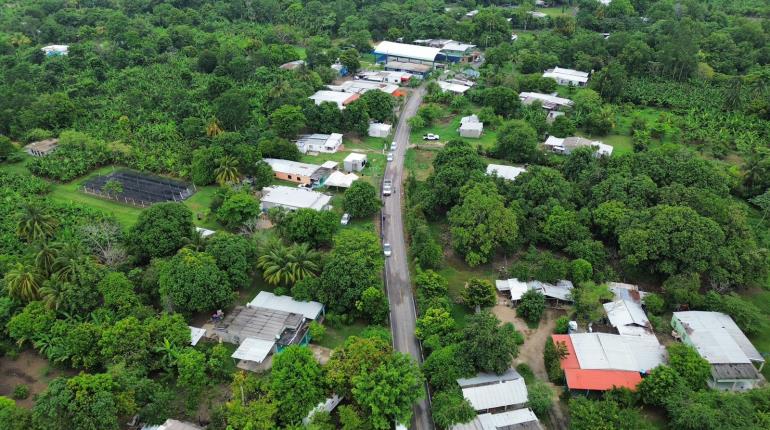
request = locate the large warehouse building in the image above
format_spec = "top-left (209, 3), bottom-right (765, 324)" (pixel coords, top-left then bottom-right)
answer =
top-left (373, 41), bottom-right (442, 76)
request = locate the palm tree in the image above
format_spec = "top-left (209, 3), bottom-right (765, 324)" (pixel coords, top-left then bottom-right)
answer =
top-left (3, 263), bottom-right (43, 302)
top-left (206, 118), bottom-right (223, 137)
top-left (52, 242), bottom-right (85, 283)
top-left (40, 281), bottom-right (66, 311)
top-left (35, 242), bottom-right (59, 277)
top-left (215, 156), bottom-right (240, 186)
top-left (257, 240), bottom-right (321, 286)
top-left (286, 243), bottom-right (321, 283)
top-left (182, 229), bottom-right (208, 251)
top-left (17, 203), bottom-right (58, 242)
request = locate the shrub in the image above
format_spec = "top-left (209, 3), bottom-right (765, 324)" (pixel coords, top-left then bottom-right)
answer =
top-left (12, 384), bottom-right (29, 400)
top-left (527, 380), bottom-right (554, 417)
top-left (543, 337), bottom-right (566, 383)
top-left (309, 321), bottom-right (326, 342)
top-left (517, 289), bottom-right (546, 325)
top-left (554, 316), bottom-right (570, 334)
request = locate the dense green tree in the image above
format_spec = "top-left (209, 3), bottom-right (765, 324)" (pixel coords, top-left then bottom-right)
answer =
top-left (517, 289), bottom-right (546, 325)
top-left (461, 311), bottom-right (522, 374)
top-left (271, 345), bottom-right (325, 426)
top-left (462, 278), bottom-right (497, 312)
top-left (217, 191), bottom-right (260, 230)
top-left (215, 89), bottom-right (252, 131)
top-left (638, 365), bottom-right (685, 406)
top-left (356, 286), bottom-right (389, 324)
top-left (0, 135), bottom-right (15, 161)
top-left (99, 316), bottom-right (151, 367)
top-left (206, 233), bottom-right (256, 289)
top-left (431, 390), bottom-right (476, 429)
top-left (569, 396), bottom-right (655, 430)
top-left (483, 87), bottom-right (521, 117)
top-left (667, 343), bottom-right (711, 390)
top-left (340, 48), bottom-right (361, 74)
top-left (7, 301), bottom-right (56, 347)
top-left (571, 282), bottom-right (613, 323)
top-left (326, 335), bottom-right (392, 397)
top-left (279, 208), bottom-right (338, 247)
top-left (527, 379), bottom-right (554, 417)
top-left (127, 203), bottom-right (193, 261)
top-left (448, 182), bottom-right (518, 266)
top-left (422, 344), bottom-right (475, 391)
top-left (359, 90), bottom-right (395, 123)
top-left (343, 181), bottom-right (380, 218)
top-left (415, 306), bottom-right (455, 346)
top-left (191, 146), bottom-right (225, 186)
top-left (494, 119), bottom-right (540, 163)
top-left (258, 138), bottom-right (301, 161)
top-left (0, 396), bottom-right (31, 430)
top-left (590, 62), bottom-right (627, 101)
top-left (158, 248), bottom-right (233, 314)
top-left (269, 105), bottom-right (306, 138)
top-left (352, 352), bottom-right (424, 430)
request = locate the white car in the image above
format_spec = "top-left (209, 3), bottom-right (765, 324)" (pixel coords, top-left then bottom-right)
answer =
top-left (387, 152), bottom-right (394, 162)
top-left (340, 213), bottom-right (350, 225)
top-left (422, 133), bottom-right (440, 140)
top-left (383, 243), bottom-right (392, 257)
top-left (391, 141), bottom-right (398, 150)
top-left (382, 179), bottom-right (393, 196)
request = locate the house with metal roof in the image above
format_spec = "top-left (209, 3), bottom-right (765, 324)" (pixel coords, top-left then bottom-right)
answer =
top-left (528, 280), bottom-right (574, 304)
top-left (263, 158), bottom-right (326, 186)
top-left (519, 92), bottom-right (574, 111)
top-left (672, 311), bottom-right (765, 391)
top-left (486, 164), bottom-right (527, 182)
top-left (438, 80), bottom-right (472, 94)
top-left (328, 80), bottom-right (400, 95)
top-left (551, 332), bottom-right (666, 393)
top-left (603, 299), bottom-right (654, 338)
top-left (294, 133), bottom-right (344, 154)
top-left (24, 138), bottom-right (59, 156)
top-left (309, 90), bottom-right (359, 109)
top-left (451, 408), bottom-right (543, 430)
top-left (260, 186), bottom-right (332, 212)
top-left (373, 41), bottom-right (442, 76)
top-left (543, 67), bottom-right (590, 86)
top-left (279, 59), bottom-right (305, 70)
top-left (357, 70), bottom-right (413, 84)
top-left (496, 278), bottom-right (530, 301)
top-left (457, 368), bottom-right (529, 413)
top-left (141, 418), bottom-right (202, 430)
top-left (544, 136), bottom-right (613, 157)
top-left (344, 152), bottom-right (367, 172)
top-left (324, 171), bottom-right (359, 188)
top-left (459, 114), bottom-right (483, 138)
top-left (248, 291), bottom-right (325, 320)
top-left (413, 39), bottom-right (479, 63)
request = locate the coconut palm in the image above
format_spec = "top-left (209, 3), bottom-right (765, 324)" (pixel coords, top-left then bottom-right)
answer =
top-left (17, 203), bottom-right (58, 242)
top-left (3, 263), bottom-right (43, 301)
top-left (206, 118), bottom-right (223, 137)
top-left (52, 242), bottom-right (85, 283)
top-left (214, 156), bottom-right (240, 186)
top-left (35, 242), bottom-right (59, 277)
top-left (40, 281), bottom-right (66, 311)
top-left (257, 240), bottom-right (321, 285)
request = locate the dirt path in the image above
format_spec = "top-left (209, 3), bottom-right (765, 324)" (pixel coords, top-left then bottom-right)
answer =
top-left (0, 350), bottom-right (72, 408)
top-left (492, 304), bottom-right (569, 430)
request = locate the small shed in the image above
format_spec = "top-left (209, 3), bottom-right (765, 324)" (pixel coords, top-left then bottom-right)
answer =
top-left (368, 123), bottom-right (392, 138)
top-left (457, 368), bottom-right (528, 413)
top-left (24, 138), bottom-right (59, 157)
top-left (459, 115), bottom-right (483, 138)
top-left (325, 171), bottom-right (359, 188)
top-left (343, 152), bottom-right (367, 172)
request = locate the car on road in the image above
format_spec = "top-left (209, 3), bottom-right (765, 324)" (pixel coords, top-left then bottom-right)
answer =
top-left (383, 179), bottom-right (392, 196)
top-left (383, 243), bottom-right (392, 257)
top-left (391, 141), bottom-right (397, 150)
top-left (423, 133), bottom-right (440, 140)
top-left (340, 213), bottom-right (350, 225)
top-left (387, 152), bottom-right (394, 162)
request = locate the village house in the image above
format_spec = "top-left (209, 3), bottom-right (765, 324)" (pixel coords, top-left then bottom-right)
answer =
top-left (309, 90), bottom-right (359, 109)
top-left (459, 114), bottom-right (483, 138)
top-left (457, 368), bottom-right (529, 413)
top-left (486, 164), bottom-right (527, 182)
top-left (542, 66), bottom-right (590, 86)
top-left (519, 92), bottom-right (574, 111)
top-left (356, 70), bottom-right (413, 84)
top-left (294, 133), bottom-right (344, 154)
top-left (260, 186), bottom-right (332, 212)
top-left (343, 152), bottom-right (368, 172)
top-left (24, 138), bottom-right (59, 156)
top-left (451, 409), bottom-right (543, 430)
top-left (368, 122), bottom-right (392, 138)
top-left (544, 136), bottom-right (613, 157)
top-left (263, 158), bottom-right (324, 185)
top-left (672, 311), bottom-right (765, 391)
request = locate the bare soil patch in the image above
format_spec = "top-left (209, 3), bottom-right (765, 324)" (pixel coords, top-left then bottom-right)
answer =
top-left (0, 350), bottom-right (73, 408)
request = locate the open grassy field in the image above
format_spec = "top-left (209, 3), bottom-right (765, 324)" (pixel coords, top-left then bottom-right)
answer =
top-left (410, 114), bottom-right (498, 149)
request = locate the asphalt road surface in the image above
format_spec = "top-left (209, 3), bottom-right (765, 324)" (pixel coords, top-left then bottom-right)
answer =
top-left (381, 85), bottom-right (432, 430)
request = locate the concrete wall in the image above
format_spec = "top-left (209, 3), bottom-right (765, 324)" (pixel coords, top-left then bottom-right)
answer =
top-left (273, 171), bottom-right (311, 184)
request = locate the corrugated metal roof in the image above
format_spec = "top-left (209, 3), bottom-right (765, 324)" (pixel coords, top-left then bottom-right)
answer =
top-left (248, 291), bottom-right (324, 320)
top-left (231, 338), bottom-right (275, 364)
top-left (603, 299), bottom-right (652, 336)
top-left (564, 369), bottom-right (642, 391)
top-left (264, 158), bottom-right (321, 177)
top-left (458, 369), bottom-right (528, 411)
top-left (451, 409), bottom-right (542, 430)
top-left (487, 165), bottom-right (527, 182)
top-left (189, 326), bottom-right (206, 346)
top-left (324, 171), bottom-right (359, 188)
top-left (374, 41), bottom-right (442, 62)
top-left (570, 333), bottom-right (665, 373)
top-left (673, 311), bottom-right (763, 364)
top-left (528, 280), bottom-right (573, 301)
top-left (261, 186), bottom-right (332, 211)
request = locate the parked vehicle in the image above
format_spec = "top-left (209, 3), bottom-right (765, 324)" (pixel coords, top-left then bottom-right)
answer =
top-left (391, 141), bottom-right (398, 150)
top-left (422, 133), bottom-right (440, 140)
top-left (383, 243), bottom-right (392, 257)
top-left (387, 152), bottom-right (394, 162)
top-left (383, 179), bottom-right (393, 196)
top-left (340, 213), bottom-right (350, 225)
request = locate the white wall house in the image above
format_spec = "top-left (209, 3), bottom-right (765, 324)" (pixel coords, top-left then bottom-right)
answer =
top-left (543, 67), bottom-right (589, 86)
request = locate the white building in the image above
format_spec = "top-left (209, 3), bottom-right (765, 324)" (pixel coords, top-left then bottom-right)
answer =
top-left (438, 80), bottom-right (472, 94)
top-left (672, 311), bottom-right (765, 391)
top-left (603, 299), bottom-right (655, 338)
top-left (344, 152), bottom-right (367, 172)
top-left (41, 45), bottom-right (68, 56)
top-left (260, 186), bottom-right (332, 212)
top-left (368, 123), bottom-right (392, 138)
top-left (328, 80), bottom-right (400, 95)
top-left (459, 114), bottom-right (483, 138)
top-left (309, 90), bottom-right (359, 109)
top-left (543, 67), bottom-right (590, 86)
top-left (295, 133), bottom-right (344, 154)
top-left (451, 409), bottom-right (543, 430)
top-left (324, 171), bottom-right (359, 188)
top-left (457, 369), bottom-right (529, 413)
top-left (543, 136), bottom-right (613, 157)
top-left (357, 70), bottom-right (413, 84)
top-left (486, 164), bottom-right (527, 182)
top-left (248, 291), bottom-right (324, 320)
top-left (519, 92), bottom-right (574, 110)
top-left (496, 278), bottom-right (530, 301)
top-left (373, 41), bottom-right (442, 76)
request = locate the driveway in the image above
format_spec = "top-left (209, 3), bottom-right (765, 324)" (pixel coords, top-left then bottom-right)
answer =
top-left (382, 85), bottom-right (433, 430)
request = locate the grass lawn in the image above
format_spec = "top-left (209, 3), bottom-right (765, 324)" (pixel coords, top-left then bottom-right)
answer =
top-left (410, 115), bottom-right (497, 150)
top-left (595, 133), bottom-right (634, 156)
top-left (536, 6), bottom-right (574, 17)
top-left (317, 320), bottom-right (368, 349)
top-left (404, 147), bottom-right (438, 181)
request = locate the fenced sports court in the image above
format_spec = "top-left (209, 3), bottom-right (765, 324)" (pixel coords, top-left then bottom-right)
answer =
top-left (83, 169), bottom-right (194, 207)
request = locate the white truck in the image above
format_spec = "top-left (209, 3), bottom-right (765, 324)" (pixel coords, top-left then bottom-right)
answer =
top-left (382, 179), bottom-right (393, 196)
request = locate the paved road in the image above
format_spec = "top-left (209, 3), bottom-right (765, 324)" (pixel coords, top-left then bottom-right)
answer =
top-left (382, 86), bottom-right (432, 430)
